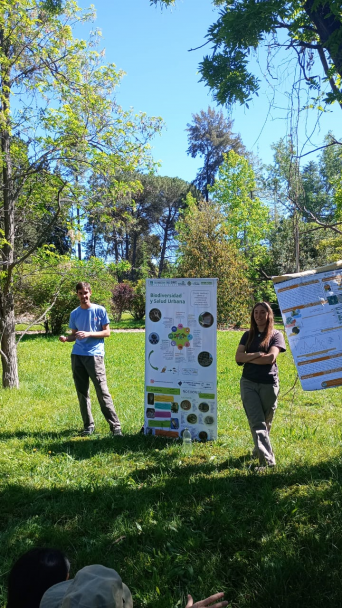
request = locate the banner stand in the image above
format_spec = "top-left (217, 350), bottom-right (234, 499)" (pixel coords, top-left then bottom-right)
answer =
top-left (144, 278), bottom-right (217, 441)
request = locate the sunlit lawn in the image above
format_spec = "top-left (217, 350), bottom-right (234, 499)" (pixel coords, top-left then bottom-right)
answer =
top-left (15, 311), bottom-right (145, 334)
top-left (1, 331), bottom-right (342, 607)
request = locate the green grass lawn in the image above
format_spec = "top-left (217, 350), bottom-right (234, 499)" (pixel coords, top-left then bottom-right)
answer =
top-left (110, 312), bottom-right (145, 330)
top-left (15, 312), bottom-right (145, 333)
top-left (1, 332), bottom-right (342, 607)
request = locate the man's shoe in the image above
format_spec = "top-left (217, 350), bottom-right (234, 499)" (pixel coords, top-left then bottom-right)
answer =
top-left (112, 428), bottom-right (123, 437)
top-left (79, 426), bottom-right (95, 437)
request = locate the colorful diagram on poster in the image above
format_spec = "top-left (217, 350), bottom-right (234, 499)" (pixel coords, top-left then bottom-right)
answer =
top-left (168, 324), bottom-right (193, 350)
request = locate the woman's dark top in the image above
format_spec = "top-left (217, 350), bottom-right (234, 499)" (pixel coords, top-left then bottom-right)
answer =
top-left (239, 330), bottom-right (286, 385)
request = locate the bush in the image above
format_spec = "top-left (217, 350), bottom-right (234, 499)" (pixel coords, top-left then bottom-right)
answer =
top-left (129, 279), bottom-right (146, 320)
top-left (176, 200), bottom-right (252, 326)
top-left (111, 283), bottom-right (135, 322)
top-left (15, 253), bottom-right (115, 334)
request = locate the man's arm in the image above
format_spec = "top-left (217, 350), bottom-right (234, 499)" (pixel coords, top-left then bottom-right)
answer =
top-left (74, 323), bottom-right (111, 340)
top-left (59, 329), bottom-right (77, 343)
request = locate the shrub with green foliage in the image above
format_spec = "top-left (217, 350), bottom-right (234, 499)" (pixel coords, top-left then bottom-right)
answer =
top-left (129, 279), bottom-right (146, 320)
top-left (15, 252), bottom-right (115, 334)
top-left (176, 197), bottom-right (252, 326)
top-left (111, 283), bottom-right (135, 322)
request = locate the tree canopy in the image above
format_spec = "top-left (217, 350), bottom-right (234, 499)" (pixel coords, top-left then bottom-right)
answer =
top-left (186, 107), bottom-right (245, 201)
top-left (175, 195), bottom-right (251, 325)
top-left (0, 0), bottom-right (161, 387)
top-left (152, 0), bottom-right (342, 109)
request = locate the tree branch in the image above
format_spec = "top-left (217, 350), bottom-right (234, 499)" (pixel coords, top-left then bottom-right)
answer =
top-left (296, 139), bottom-right (342, 158)
top-left (16, 278), bottom-right (67, 344)
top-left (11, 185), bottom-right (66, 268)
top-left (188, 41), bottom-right (210, 52)
top-left (256, 268), bottom-right (273, 281)
top-left (317, 46), bottom-right (342, 111)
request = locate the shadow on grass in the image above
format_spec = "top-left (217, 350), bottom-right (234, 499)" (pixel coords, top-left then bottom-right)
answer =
top-left (1, 452), bottom-right (342, 607)
top-left (16, 334), bottom-right (59, 342)
top-left (0, 432), bottom-right (259, 466)
top-left (0, 430), bottom-right (75, 440)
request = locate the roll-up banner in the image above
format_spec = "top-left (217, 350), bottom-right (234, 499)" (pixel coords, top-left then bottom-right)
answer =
top-left (144, 278), bottom-right (218, 441)
top-left (273, 260), bottom-right (342, 391)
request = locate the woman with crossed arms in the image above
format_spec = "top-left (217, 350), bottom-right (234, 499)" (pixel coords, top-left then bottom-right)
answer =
top-left (235, 302), bottom-right (286, 468)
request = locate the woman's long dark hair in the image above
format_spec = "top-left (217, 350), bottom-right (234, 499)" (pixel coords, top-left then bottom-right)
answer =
top-left (246, 302), bottom-right (274, 352)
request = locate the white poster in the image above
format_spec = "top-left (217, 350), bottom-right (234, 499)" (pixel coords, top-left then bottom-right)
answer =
top-left (273, 261), bottom-right (342, 391)
top-left (144, 278), bottom-right (217, 441)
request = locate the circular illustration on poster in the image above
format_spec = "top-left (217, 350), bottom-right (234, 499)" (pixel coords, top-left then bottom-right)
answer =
top-left (168, 324), bottom-right (193, 350)
top-left (199, 311), bottom-right (214, 328)
top-left (148, 332), bottom-right (160, 345)
top-left (198, 431), bottom-right (208, 442)
top-left (180, 400), bottom-right (191, 411)
top-left (198, 351), bottom-right (213, 367)
top-left (204, 415), bottom-right (215, 425)
top-left (198, 402), bottom-right (209, 413)
top-left (149, 308), bottom-right (162, 322)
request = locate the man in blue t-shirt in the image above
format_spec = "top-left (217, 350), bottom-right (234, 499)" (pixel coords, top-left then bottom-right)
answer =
top-left (59, 282), bottom-right (122, 436)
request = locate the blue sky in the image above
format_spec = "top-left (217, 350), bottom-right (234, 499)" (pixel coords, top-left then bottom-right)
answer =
top-left (79, 0), bottom-right (341, 183)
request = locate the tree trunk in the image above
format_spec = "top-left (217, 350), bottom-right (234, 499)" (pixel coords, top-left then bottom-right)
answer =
top-left (294, 215), bottom-right (300, 273)
top-left (77, 206), bottom-right (82, 260)
top-left (304, 0), bottom-right (342, 81)
top-left (0, 33), bottom-right (19, 388)
top-left (0, 292), bottom-right (19, 388)
top-left (131, 232), bottom-right (138, 281)
top-left (158, 211), bottom-right (172, 278)
top-left (113, 232), bottom-right (119, 262)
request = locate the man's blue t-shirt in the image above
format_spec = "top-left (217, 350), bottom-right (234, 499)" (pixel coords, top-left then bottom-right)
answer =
top-left (69, 304), bottom-right (110, 356)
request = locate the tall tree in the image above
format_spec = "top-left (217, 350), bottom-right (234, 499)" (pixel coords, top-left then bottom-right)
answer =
top-left (176, 196), bottom-right (251, 325)
top-left (210, 150), bottom-right (273, 300)
top-left (186, 107), bottom-right (245, 201)
top-left (0, 0), bottom-right (161, 387)
top-left (84, 173), bottom-right (193, 279)
top-left (265, 135), bottom-right (342, 275)
top-left (210, 150), bottom-right (271, 262)
top-left (147, 176), bottom-right (193, 277)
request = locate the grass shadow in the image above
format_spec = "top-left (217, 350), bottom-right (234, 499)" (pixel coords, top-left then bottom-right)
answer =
top-left (1, 455), bottom-right (342, 607)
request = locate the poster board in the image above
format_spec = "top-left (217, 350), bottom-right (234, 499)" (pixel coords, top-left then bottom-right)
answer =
top-left (273, 261), bottom-right (342, 391)
top-left (144, 278), bottom-right (217, 441)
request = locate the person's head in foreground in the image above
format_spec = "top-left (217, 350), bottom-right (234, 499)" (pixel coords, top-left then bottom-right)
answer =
top-left (7, 547), bottom-right (70, 608)
top-left (39, 563), bottom-right (227, 608)
top-left (40, 565), bottom-right (133, 608)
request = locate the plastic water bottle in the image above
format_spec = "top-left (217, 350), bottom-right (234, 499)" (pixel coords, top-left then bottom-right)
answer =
top-left (182, 428), bottom-right (192, 455)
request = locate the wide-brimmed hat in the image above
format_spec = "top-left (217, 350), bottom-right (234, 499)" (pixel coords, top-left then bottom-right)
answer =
top-left (40, 564), bottom-right (133, 608)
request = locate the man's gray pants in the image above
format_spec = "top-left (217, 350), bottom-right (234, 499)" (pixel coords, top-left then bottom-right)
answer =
top-left (71, 355), bottom-right (121, 432)
top-left (240, 377), bottom-right (279, 466)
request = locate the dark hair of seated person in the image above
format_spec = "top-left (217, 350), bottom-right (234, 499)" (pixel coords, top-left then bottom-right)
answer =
top-left (7, 547), bottom-right (70, 608)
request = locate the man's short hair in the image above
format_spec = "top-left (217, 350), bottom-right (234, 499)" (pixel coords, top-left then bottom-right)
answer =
top-left (75, 282), bottom-right (91, 293)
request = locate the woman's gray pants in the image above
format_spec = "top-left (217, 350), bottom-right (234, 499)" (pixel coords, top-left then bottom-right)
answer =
top-left (71, 354), bottom-right (121, 432)
top-left (240, 377), bottom-right (279, 466)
